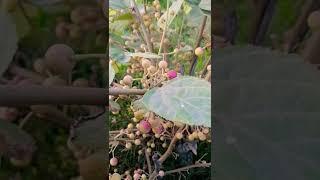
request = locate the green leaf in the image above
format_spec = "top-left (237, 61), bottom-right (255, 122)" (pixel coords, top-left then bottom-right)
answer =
top-left (157, 0), bottom-right (184, 29)
top-left (109, 61), bottom-right (115, 85)
top-left (141, 76), bottom-right (211, 127)
top-left (198, 0), bottom-right (210, 16)
top-left (109, 46), bottom-right (130, 64)
top-left (113, 12), bottom-right (133, 21)
top-left (0, 11), bottom-right (18, 76)
top-left (126, 52), bottom-right (162, 59)
top-left (110, 0), bottom-right (131, 10)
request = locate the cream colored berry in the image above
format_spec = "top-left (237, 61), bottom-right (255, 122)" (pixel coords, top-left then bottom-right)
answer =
top-left (141, 58), bottom-right (151, 68)
top-left (158, 61), bottom-right (168, 69)
top-left (123, 75), bottom-right (133, 85)
top-left (195, 47), bottom-right (204, 56)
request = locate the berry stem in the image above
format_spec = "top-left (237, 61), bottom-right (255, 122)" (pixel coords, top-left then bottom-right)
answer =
top-left (130, 0), bottom-right (153, 52)
top-left (189, 15), bottom-right (208, 75)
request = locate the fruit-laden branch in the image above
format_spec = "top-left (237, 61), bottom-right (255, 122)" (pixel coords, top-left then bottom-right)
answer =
top-left (0, 85), bottom-right (107, 106)
top-left (109, 87), bottom-right (147, 95)
top-left (0, 85), bottom-right (148, 106)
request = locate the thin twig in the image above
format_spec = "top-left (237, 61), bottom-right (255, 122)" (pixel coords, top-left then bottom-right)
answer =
top-left (189, 16), bottom-right (208, 75)
top-left (164, 163), bottom-right (211, 175)
top-left (145, 148), bottom-right (152, 174)
top-left (159, 126), bottom-right (184, 163)
top-left (19, 112), bottom-right (33, 129)
top-left (200, 56), bottom-right (211, 78)
top-left (131, 0), bottom-right (153, 52)
top-left (158, 0), bottom-right (170, 55)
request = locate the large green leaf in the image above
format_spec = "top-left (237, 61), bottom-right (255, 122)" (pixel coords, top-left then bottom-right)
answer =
top-left (141, 76), bottom-right (211, 127)
top-left (0, 11), bottom-right (18, 76)
top-left (109, 46), bottom-right (130, 64)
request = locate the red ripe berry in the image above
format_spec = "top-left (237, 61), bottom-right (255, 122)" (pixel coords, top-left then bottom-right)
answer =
top-left (167, 70), bottom-right (177, 79)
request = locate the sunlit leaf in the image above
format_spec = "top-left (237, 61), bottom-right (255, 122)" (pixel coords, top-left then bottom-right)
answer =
top-left (141, 76), bottom-right (211, 127)
top-left (157, 0), bottom-right (184, 29)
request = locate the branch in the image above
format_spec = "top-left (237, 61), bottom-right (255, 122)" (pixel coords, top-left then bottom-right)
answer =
top-left (145, 148), bottom-right (152, 174)
top-left (158, 127), bottom-right (183, 163)
top-left (109, 87), bottom-right (147, 95)
top-left (164, 162), bottom-right (211, 175)
top-left (189, 16), bottom-right (208, 75)
top-left (131, 0), bottom-right (153, 52)
top-left (0, 85), bottom-right (106, 106)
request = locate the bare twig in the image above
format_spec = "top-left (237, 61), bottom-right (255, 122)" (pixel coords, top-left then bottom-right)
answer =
top-left (158, 126), bottom-right (184, 163)
top-left (164, 162), bottom-right (211, 175)
top-left (145, 148), bottom-right (152, 174)
top-left (131, 0), bottom-right (153, 52)
top-left (158, 0), bottom-right (170, 55)
top-left (19, 112), bottom-right (33, 129)
top-left (189, 16), bottom-right (208, 75)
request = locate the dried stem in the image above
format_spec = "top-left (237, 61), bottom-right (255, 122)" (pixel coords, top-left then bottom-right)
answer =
top-left (189, 16), bottom-right (208, 75)
top-left (164, 162), bottom-right (211, 175)
top-left (19, 112), bottom-right (33, 129)
top-left (131, 0), bottom-right (153, 52)
top-left (145, 148), bottom-right (152, 174)
top-left (158, 0), bottom-right (170, 55)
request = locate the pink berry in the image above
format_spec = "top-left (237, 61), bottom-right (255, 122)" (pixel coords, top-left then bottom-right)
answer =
top-left (167, 70), bottom-right (177, 79)
top-left (139, 120), bottom-right (151, 134)
top-left (110, 157), bottom-right (118, 166)
top-left (158, 170), bottom-right (165, 177)
top-left (133, 173), bottom-right (141, 180)
top-left (152, 125), bottom-right (164, 134)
